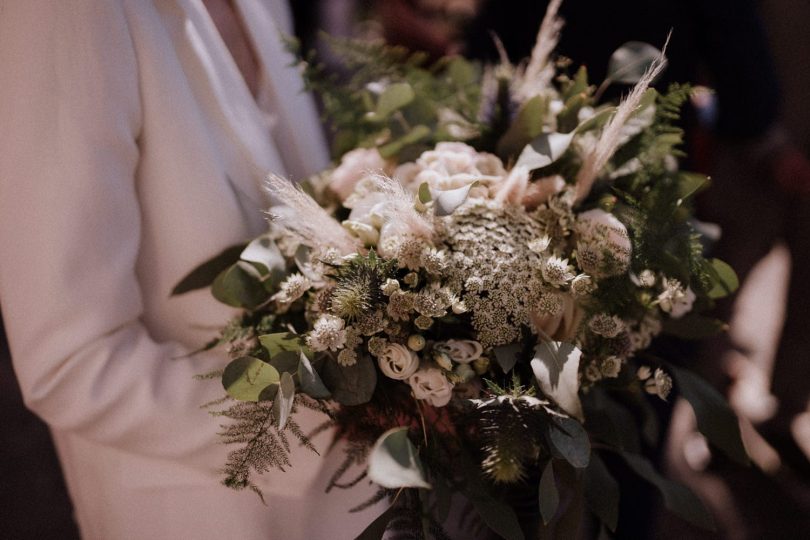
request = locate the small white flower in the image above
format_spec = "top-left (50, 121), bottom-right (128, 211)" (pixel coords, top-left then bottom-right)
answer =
top-left (378, 343), bottom-right (420, 380)
top-left (588, 313), bottom-right (626, 338)
top-left (637, 365), bottom-right (653, 380)
top-left (451, 300), bottom-right (468, 314)
top-left (542, 256), bottom-right (577, 287)
top-left (337, 349), bottom-right (358, 367)
top-left (601, 356), bottom-right (623, 378)
top-left (381, 278), bottom-right (400, 296)
top-left (585, 363), bottom-right (603, 382)
top-left (435, 339), bottom-right (484, 365)
top-left (643, 368), bottom-right (673, 400)
top-left (632, 269), bottom-right (656, 288)
top-left (273, 273), bottom-right (311, 304)
top-left (656, 277), bottom-right (696, 319)
top-left (306, 314), bottom-right (347, 352)
top-left (528, 235), bottom-right (552, 254)
top-left (570, 274), bottom-right (596, 297)
top-left (409, 367), bottom-right (455, 407)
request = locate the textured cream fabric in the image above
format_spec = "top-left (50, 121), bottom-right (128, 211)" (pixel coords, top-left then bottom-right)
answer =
top-left (0, 1), bottom-right (383, 538)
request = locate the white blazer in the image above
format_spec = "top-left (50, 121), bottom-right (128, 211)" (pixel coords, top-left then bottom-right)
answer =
top-left (0, 1), bottom-right (384, 538)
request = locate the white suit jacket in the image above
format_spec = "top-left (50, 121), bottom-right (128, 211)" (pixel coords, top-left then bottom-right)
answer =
top-left (0, 1), bottom-right (384, 538)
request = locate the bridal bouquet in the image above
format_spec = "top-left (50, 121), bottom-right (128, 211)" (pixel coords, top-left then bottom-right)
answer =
top-left (175, 2), bottom-right (745, 537)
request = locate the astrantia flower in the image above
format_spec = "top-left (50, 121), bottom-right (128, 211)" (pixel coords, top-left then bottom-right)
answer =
top-left (378, 343), bottom-right (420, 380)
top-left (601, 356), bottom-right (623, 378)
top-left (570, 274), bottom-right (596, 297)
top-left (656, 277), bottom-right (696, 319)
top-left (575, 209), bottom-right (632, 278)
top-left (408, 367), bottom-right (455, 407)
top-left (273, 273), bottom-right (311, 305)
top-left (337, 348), bottom-right (358, 367)
top-left (306, 314), bottom-right (346, 352)
top-left (541, 256), bottom-right (576, 287)
top-left (588, 313), bottom-right (626, 338)
top-left (641, 367), bottom-right (673, 400)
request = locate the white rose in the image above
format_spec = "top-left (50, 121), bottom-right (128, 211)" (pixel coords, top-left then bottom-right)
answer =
top-left (576, 209), bottom-right (632, 278)
top-left (437, 339), bottom-right (484, 364)
top-left (378, 343), bottom-right (420, 380)
top-left (531, 293), bottom-right (584, 342)
top-left (408, 367), bottom-right (455, 407)
top-left (329, 148), bottom-right (388, 201)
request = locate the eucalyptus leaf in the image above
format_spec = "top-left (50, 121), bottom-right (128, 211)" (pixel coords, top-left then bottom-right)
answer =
top-left (585, 454), bottom-right (619, 532)
top-left (539, 461), bottom-right (559, 525)
top-left (463, 483), bottom-right (524, 540)
top-left (531, 342), bottom-right (584, 420)
top-left (272, 372), bottom-right (296, 430)
top-left (369, 82), bottom-right (415, 121)
top-left (268, 350), bottom-right (300, 374)
top-left (320, 353), bottom-right (377, 406)
top-left (222, 356), bottom-right (280, 402)
top-left (367, 427), bottom-right (431, 489)
top-left (620, 451), bottom-right (715, 530)
top-left (434, 182), bottom-right (478, 217)
top-left (171, 243), bottom-right (247, 296)
top-left (378, 125), bottom-right (431, 159)
top-left (493, 342), bottom-right (522, 373)
top-left (707, 258), bottom-right (739, 299)
top-left (607, 42), bottom-right (667, 85)
top-left (547, 417), bottom-right (591, 469)
top-left (677, 172), bottom-right (711, 201)
top-left (670, 365), bottom-right (749, 465)
top-left (240, 235), bottom-right (285, 276)
top-left (515, 132), bottom-right (575, 171)
top-left (496, 95), bottom-right (547, 158)
top-left (211, 262), bottom-right (269, 309)
top-left (259, 332), bottom-right (307, 357)
top-left (298, 352), bottom-right (331, 399)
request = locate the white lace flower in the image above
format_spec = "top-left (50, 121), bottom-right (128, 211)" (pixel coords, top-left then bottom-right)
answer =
top-left (378, 343), bottom-right (420, 380)
top-left (306, 314), bottom-right (346, 352)
top-left (408, 367), bottom-right (455, 407)
top-left (542, 256), bottom-right (576, 287)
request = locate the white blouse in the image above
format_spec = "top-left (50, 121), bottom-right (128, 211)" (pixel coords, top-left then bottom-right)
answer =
top-left (0, 1), bottom-right (383, 538)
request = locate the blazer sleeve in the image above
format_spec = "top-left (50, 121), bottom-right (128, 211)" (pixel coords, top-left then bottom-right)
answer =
top-left (0, 1), bottom-right (230, 469)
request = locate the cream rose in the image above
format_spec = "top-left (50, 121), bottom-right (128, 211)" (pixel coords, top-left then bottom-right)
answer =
top-left (378, 343), bottom-right (420, 380)
top-left (436, 339), bottom-right (484, 364)
top-left (329, 148), bottom-right (389, 201)
top-left (408, 367), bottom-right (454, 407)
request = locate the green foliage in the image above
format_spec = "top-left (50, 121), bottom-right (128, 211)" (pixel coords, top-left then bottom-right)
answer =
top-left (171, 243), bottom-right (247, 296)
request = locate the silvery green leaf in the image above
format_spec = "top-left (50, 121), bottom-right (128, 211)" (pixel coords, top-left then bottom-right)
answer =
top-left (211, 262), bottom-right (269, 309)
top-left (272, 372), bottom-right (296, 430)
top-left (493, 343), bottom-right (522, 373)
top-left (240, 235), bottom-right (285, 275)
top-left (531, 342), bottom-right (584, 420)
top-left (539, 461), bottom-right (559, 524)
top-left (259, 332), bottom-right (306, 357)
top-left (621, 451), bottom-right (715, 530)
top-left (607, 42), bottom-right (667, 85)
top-left (222, 356), bottom-right (280, 402)
top-left (434, 182), bottom-right (478, 217)
top-left (368, 82), bottom-right (415, 121)
top-left (320, 353), bottom-right (377, 406)
top-left (547, 417), bottom-right (591, 469)
top-left (171, 243), bottom-right (247, 296)
top-left (367, 427), bottom-right (431, 489)
top-left (297, 352), bottom-right (331, 399)
top-left (515, 131), bottom-right (575, 171)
